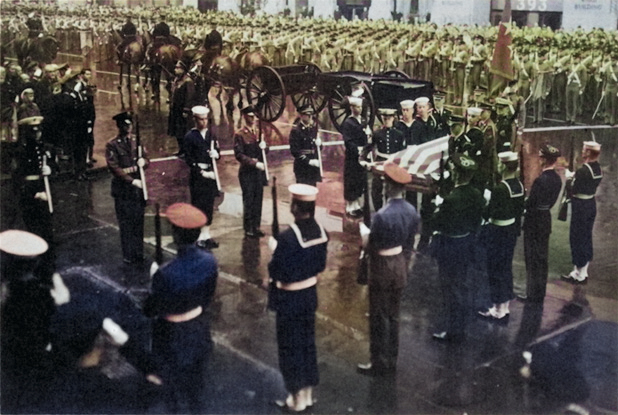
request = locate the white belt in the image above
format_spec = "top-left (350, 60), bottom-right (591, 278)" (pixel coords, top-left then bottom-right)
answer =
top-left (375, 150), bottom-right (396, 159)
top-left (443, 232), bottom-right (470, 238)
top-left (573, 194), bottom-right (594, 200)
top-left (164, 306), bottom-right (203, 323)
top-left (122, 166), bottom-right (138, 173)
top-left (197, 163), bottom-right (209, 169)
top-left (377, 246), bottom-right (402, 256)
top-left (276, 276), bottom-right (317, 291)
top-left (489, 218), bottom-right (515, 226)
top-left (25, 175), bottom-right (41, 180)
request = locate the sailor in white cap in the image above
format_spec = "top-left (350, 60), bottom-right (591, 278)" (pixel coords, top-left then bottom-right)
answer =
top-left (478, 151), bottom-right (524, 320)
top-left (342, 95), bottom-right (371, 217)
top-left (0, 230), bottom-right (69, 367)
top-left (563, 141), bottom-right (603, 283)
top-left (432, 91), bottom-right (452, 137)
top-left (183, 105), bottom-right (221, 250)
top-left (394, 99), bottom-right (415, 151)
top-left (290, 105), bottom-right (321, 186)
top-left (269, 184), bottom-right (328, 412)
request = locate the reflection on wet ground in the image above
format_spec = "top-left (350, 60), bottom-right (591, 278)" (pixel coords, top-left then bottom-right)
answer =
top-left (1, 48), bottom-right (617, 414)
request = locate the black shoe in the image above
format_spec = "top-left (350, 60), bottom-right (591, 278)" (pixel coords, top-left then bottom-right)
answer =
top-left (196, 239), bottom-right (219, 249)
top-left (253, 229), bottom-right (266, 237)
top-left (272, 400), bottom-right (307, 413)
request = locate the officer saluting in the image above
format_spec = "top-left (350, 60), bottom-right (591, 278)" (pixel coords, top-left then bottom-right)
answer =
top-left (289, 105), bottom-right (321, 187)
top-left (184, 105), bottom-right (220, 250)
top-left (105, 112), bottom-right (149, 265)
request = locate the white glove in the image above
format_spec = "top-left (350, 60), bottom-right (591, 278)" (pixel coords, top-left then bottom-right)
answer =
top-left (434, 195), bottom-right (444, 206)
top-left (259, 140), bottom-right (267, 150)
top-left (201, 170), bottom-right (216, 180)
top-left (256, 162), bottom-right (265, 171)
top-left (359, 222), bottom-right (370, 246)
top-left (364, 126), bottom-right (372, 136)
top-left (209, 149), bottom-right (219, 159)
top-left (137, 157), bottom-right (146, 167)
top-left (268, 236), bottom-right (278, 253)
top-left (315, 137), bottom-right (322, 147)
top-left (483, 189), bottom-right (492, 204)
top-left (309, 159), bottom-right (320, 167)
top-left (41, 165), bottom-right (51, 176)
top-left (565, 169), bottom-right (575, 179)
top-left (35, 191), bottom-right (48, 201)
top-left (132, 179), bottom-right (143, 189)
top-left (359, 160), bottom-right (368, 168)
top-left (149, 261), bottom-right (159, 277)
top-left (50, 272), bottom-right (70, 305)
top-left (87, 127), bottom-right (92, 133)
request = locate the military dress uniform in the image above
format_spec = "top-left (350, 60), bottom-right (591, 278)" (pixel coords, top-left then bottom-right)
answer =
top-left (430, 154), bottom-right (485, 341)
top-left (341, 112), bottom-right (369, 214)
top-left (565, 59), bottom-right (587, 124)
top-left (143, 203), bottom-right (218, 412)
top-left (14, 118), bottom-right (55, 274)
top-left (568, 143), bottom-right (603, 281)
top-left (105, 113), bottom-right (149, 264)
top-left (233, 123), bottom-right (268, 236)
top-left (523, 145), bottom-right (562, 302)
top-left (268, 185), bottom-right (328, 404)
top-left (360, 164), bottom-right (419, 375)
top-left (482, 155), bottom-right (525, 317)
top-left (184, 123), bottom-right (220, 241)
top-left (168, 67), bottom-right (195, 156)
top-left (369, 116), bottom-right (405, 211)
top-left (289, 117), bottom-right (321, 186)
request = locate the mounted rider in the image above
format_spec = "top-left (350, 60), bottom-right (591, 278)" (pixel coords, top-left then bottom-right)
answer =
top-left (26, 12), bottom-right (44, 39)
top-left (116, 17), bottom-right (138, 58)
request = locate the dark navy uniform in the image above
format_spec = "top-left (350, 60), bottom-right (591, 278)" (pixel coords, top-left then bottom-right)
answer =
top-left (369, 126), bottom-right (405, 210)
top-left (408, 115), bottom-right (437, 145)
top-left (431, 181), bottom-right (485, 339)
top-left (570, 161), bottom-right (603, 268)
top-left (523, 169), bottom-right (562, 301)
top-left (233, 126), bottom-right (267, 234)
top-left (168, 73), bottom-right (195, 154)
top-left (268, 218), bottom-right (328, 395)
top-left (484, 178), bottom-right (525, 306)
top-left (184, 128), bottom-right (220, 226)
top-left (105, 128), bottom-right (149, 264)
top-left (393, 119), bottom-right (414, 147)
top-left (289, 121), bottom-right (321, 186)
top-left (342, 116), bottom-right (369, 203)
top-left (15, 124), bottom-right (55, 274)
top-left (367, 198), bottom-right (419, 372)
top-left (144, 244), bottom-right (218, 412)
top-left (432, 107), bottom-right (452, 137)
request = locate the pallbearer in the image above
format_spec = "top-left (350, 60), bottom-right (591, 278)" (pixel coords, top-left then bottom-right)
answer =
top-left (184, 105), bottom-right (221, 250)
top-left (106, 111), bottom-right (150, 265)
top-left (563, 141), bottom-right (603, 283)
top-left (289, 105), bottom-right (321, 186)
top-left (368, 108), bottom-right (405, 211)
top-left (269, 184), bottom-right (328, 412)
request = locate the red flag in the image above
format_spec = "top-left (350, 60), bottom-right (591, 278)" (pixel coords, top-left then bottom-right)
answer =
top-left (490, 0), bottom-right (514, 80)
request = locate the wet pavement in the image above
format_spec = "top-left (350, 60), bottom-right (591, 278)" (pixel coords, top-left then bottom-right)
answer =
top-left (1, 49), bottom-right (617, 414)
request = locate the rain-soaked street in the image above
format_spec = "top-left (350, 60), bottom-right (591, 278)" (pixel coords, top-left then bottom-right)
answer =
top-left (1, 46), bottom-right (618, 414)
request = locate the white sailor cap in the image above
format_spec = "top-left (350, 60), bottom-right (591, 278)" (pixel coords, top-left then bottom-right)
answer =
top-left (498, 151), bottom-right (519, 163)
top-left (400, 100), bottom-right (415, 109)
top-left (0, 230), bottom-right (48, 257)
top-left (583, 141), bottom-right (601, 151)
top-left (289, 183), bottom-right (319, 202)
top-left (378, 108), bottom-right (397, 116)
top-left (414, 97), bottom-right (430, 105)
top-left (467, 107), bottom-right (483, 116)
top-left (191, 105), bottom-right (210, 117)
top-left (348, 96), bottom-right (363, 107)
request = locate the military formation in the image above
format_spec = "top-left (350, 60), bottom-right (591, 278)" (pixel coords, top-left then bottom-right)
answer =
top-left (0, 2), bottom-right (610, 413)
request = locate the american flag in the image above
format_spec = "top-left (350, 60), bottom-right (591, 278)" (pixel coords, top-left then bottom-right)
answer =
top-left (386, 135), bottom-right (450, 179)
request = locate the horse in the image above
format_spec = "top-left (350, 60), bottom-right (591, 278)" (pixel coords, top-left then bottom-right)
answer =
top-left (110, 29), bottom-right (145, 110)
top-left (142, 41), bottom-right (183, 103)
top-left (14, 35), bottom-right (59, 68)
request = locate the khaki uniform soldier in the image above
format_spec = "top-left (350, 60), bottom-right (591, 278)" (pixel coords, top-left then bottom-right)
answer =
top-left (530, 56), bottom-right (553, 123)
top-left (602, 58), bottom-right (618, 125)
top-left (565, 55), bottom-right (588, 124)
top-left (452, 40), bottom-right (469, 106)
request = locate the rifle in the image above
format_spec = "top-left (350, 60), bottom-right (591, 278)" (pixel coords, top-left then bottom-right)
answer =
top-left (271, 176), bottom-right (279, 239)
top-left (42, 154), bottom-right (53, 213)
top-left (315, 127), bottom-right (323, 178)
top-left (134, 113), bottom-right (148, 201)
top-left (558, 135), bottom-right (575, 221)
top-left (259, 120), bottom-right (269, 182)
top-left (357, 171), bottom-right (371, 285)
top-left (210, 139), bottom-right (222, 192)
top-left (154, 203), bottom-right (163, 265)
